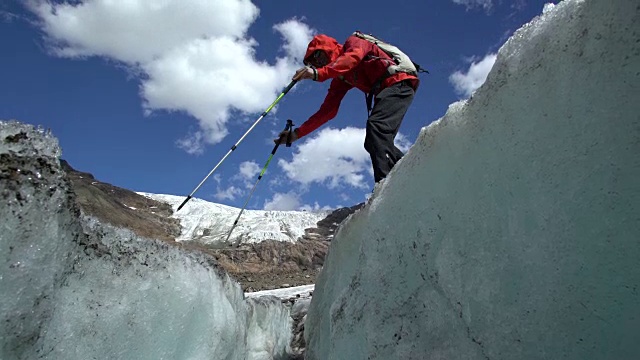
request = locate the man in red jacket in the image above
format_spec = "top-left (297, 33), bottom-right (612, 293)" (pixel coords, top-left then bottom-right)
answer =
top-left (275, 33), bottom-right (418, 184)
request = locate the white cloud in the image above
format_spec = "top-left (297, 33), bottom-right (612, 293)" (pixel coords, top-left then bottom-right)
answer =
top-left (235, 160), bottom-right (261, 189)
top-left (299, 202), bottom-right (334, 212)
top-left (1, 10), bottom-right (19, 23)
top-left (273, 19), bottom-right (315, 63)
top-left (263, 192), bottom-right (333, 211)
top-left (394, 133), bottom-right (413, 153)
top-left (263, 192), bottom-right (301, 211)
top-left (176, 130), bottom-right (205, 155)
top-left (278, 127), bottom-right (370, 189)
top-left (277, 127), bottom-right (412, 189)
top-left (268, 175), bottom-right (286, 187)
top-left (452, 0), bottom-right (493, 11)
top-left (214, 185), bottom-right (243, 201)
top-left (212, 161), bottom-right (260, 200)
top-left (449, 53), bottom-right (497, 98)
top-left (27, 0), bottom-right (314, 151)
top-left (29, 0), bottom-right (259, 63)
top-left (238, 160), bottom-right (260, 180)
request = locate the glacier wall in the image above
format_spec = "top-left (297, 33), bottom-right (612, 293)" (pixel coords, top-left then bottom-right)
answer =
top-left (0, 122), bottom-right (292, 360)
top-left (138, 193), bottom-right (328, 246)
top-left (305, 0), bottom-right (640, 359)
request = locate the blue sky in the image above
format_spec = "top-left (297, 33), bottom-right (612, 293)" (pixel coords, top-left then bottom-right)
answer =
top-left (0, 0), bottom-right (553, 211)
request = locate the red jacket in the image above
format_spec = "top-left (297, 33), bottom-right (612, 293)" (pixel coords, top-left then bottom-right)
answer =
top-left (296, 34), bottom-right (419, 138)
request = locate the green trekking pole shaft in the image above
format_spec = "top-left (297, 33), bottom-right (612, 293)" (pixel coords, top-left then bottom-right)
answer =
top-left (226, 120), bottom-right (294, 245)
top-left (177, 80), bottom-right (297, 212)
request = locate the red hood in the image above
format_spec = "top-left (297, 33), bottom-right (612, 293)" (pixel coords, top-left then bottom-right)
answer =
top-left (303, 34), bottom-right (342, 65)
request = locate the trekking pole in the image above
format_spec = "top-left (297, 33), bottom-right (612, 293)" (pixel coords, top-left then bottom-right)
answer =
top-left (177, 80), bottom-right (298, 212)
top-left (225, 119), bottom-right (294, 246)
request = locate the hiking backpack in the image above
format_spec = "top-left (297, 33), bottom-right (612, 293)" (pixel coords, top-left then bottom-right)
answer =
top-left (352, 31), bottom-right (428, 114)
top-left (353, 31), bottom-right (428, 76)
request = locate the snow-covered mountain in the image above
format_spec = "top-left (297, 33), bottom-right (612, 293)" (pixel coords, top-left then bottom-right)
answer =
top-left (138, 193), bottom-right (331, 246)
top-left (55, 162), bottom-right (362, 292)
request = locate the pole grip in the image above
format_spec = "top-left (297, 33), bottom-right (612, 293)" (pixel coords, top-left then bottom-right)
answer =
top-left (286, 119), bottom-right (294, 147)
top-left (282, 80), bottom-right (298, 95)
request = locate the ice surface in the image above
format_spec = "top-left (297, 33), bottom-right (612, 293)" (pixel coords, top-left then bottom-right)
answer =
top-left (246, 284), bottom-right (315, 301)
top-left (1, 122), bottom-right (293, 360)
top-left (305, 0), bottom-right (640, 359)
top-left (0, 119), bottom-right (61, 158)
top-left (1, 120), bottom-right (79, 358)
top-left (139, 193), bottom-right (329, 246)
top-left (246, 285), bottom-right (315, 360)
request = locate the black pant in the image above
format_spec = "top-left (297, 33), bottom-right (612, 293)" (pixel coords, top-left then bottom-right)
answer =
top-left (364, 80), bottom-right (415, 183)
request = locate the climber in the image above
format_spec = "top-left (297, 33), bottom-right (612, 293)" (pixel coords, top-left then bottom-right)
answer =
top-left (274, 33), bottom-right (421, 183)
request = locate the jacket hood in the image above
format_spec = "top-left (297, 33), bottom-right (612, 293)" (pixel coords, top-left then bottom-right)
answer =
top-left (303, 34), bottom-right (342, 66)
